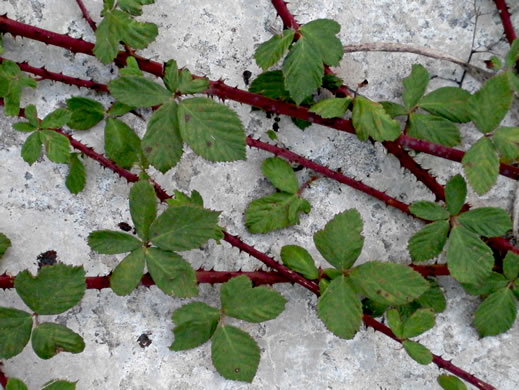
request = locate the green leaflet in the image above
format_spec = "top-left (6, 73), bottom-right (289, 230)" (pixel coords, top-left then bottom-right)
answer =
top-left (66, 97), bottom-right (105, 130)
top-left (211, 325), bottom-right (260, 383)
top-left (505, 38), bottom-right (519, 69)
top-left (0, 59), bottom-right (37, 116)
top-left (447, 226), bottom-right (494, 284)
top-left (41, 380), bottom-right (76, 390)
top-left (313, 209), bottom-right (364, 270)
top-left (317, 276), bottom-right (363, 339)
top-left (255, 29), bottom-right (295, 70)
top-left (461, 272), bottom-right (508, 297)
top-left (473, 288), bottom-right (517, 337)
top-left (437, 375), bottom-right (467, 390)
top-left (110, 247), bottom-right (146, 296)
top-left (417, 87), bottom-right (471, 123)
top-left (401, 308), bottom-right (435, 339)
top-left (118, 0), bottom-right (154, 16)
top-left (462, 137), bottom-right (499, 195)
top-left (408, 220), bottom-right (449, 262)
top-left (493, 127), bottom-right (519, 163)
top-left (380, 101), bottom-right (408, 118)
top-left (21, 132), bottom-right (42, 165)
top-left (457, 207), bottom-right (511, 237)
top-left (178, 97), bottom-right (246, 162)
top-left (108, 101), bottom-right (134, 117)
top-left (402, 340), bottom-right (433, 365)
top-left (176, 69), bottom-right (209, 94)
top-left (40, 130), bottom-right (71, 164)
top-left (409, 201), bottom-right (449, 221)
top-left (167, 190), bottom-right (204, 208)
top-left (445, 175), bottom-right (466, 216)
top-left (0, 307), bottom-right (32, 359)
top-left (402, 64), bottom-right (429, 109)
top-left (0, 232), bottom-right (11, 258)
top-left (104, 118), bottom-right (141, 169)
top-left (220, 275), bottom-right (286, 323)
top-left (280, 245), bottom-right (319, 280)
top-left (415, 282), bottom-right (447, 313)
top-left (352, 96), bottom-right (401, 142)
top-left (244, 192), bottom-right (311, 233)
top-left (407, 113), bottom-right (461, 147)
top-left (129, 180), bottom-right (157, 241)
top-left (299, 19), bottom-right (343, 66)
top-left (503, 251), bottom-right (519, 281)
top-left (88, 230), bottom-right (142, 254)
top-left (31, 322), bottom-right (85, 359)
top-left (163, 59), bottom-right (179, 93)
top-left (386, 309), bottom-right (403, 338)
top-left (41, 108), bottom-right (71, 130)
top-left (66, 153), bottom-right (86, 194)
top-left (6, 378), bottom-right (29, 390)
top-left (248, 70), bottom-right (291, 101)
top-left (261, 157), bottom-right (299, 194)
top-left (14, 264), bottom-right (86, 315)
top-left (149, 205), bottom-right (223, 252)
top-left (170, 302), bottom-right (220, 351)
top-left (108, 75), bottom-right (171, 108)
top-left (309, 97), bottom-right (352, 118)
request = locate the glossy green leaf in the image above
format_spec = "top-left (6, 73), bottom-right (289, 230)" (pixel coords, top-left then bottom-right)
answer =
top-left (280, 245), bottom-right (319, 280)
top-left (66, 153), bottom-right (86, 194)
top-left (31, 322), bottom-right (85, 359)
top-left (110, 247), bottom-right (146, 296)
top-left (255, 29), bottom-right (295, 70)
top-left (118, 0), bottom-right (154, 16)
top-left (313, 209), bottom-right (364, 270)
top-left (402, 340), bottom-right (433, 365)
top-left (41, 380), bottom-right (76, 390)
top-left (220, 275), bottom-right (286, 323)
top-left (408, 221), bottom-right (449, 262)
top-left (66, 97), bottom-right (105, 130)
top-left (0, 307), bottom-right (32, 359)
top-left (211, 325), bottom-right (260, 383)
top-left (402, 308), bottom-right (435, 339)
top-left (41, 109), bottom-right (71, 130)
top-left (402, 64), bottom-right (429, 109)
top-left (88, 230), bottom-right (142, 254)
top-left (245, 192), bottom-right (311, 233)
top-left (447, 226), bottom-right (494, 284)
top-left (104, 118), bottom-right (141, 169)
top-left (386, 309), bottom-right (404, 338)
top-left (178, 97), bottom-right (246, 162)
top-left (21, 131), bottom-right (42, 165)
top-left (170, 302), bottom-right (220, 351)
top-left (461, 272), bottom-right (508, 297)
top-left (505, 38), bottom-right (519, 68)
top-left (163, 59), bottom-right (179, 92)
top-left (415, 283), bottom-right (446, 313)
top-left (248, 70), bottom-right (291, 101)
top-left (108, 75), bottom-right (171, 107)
top-left (352, 96), bottom-right (401, 142)
top-left (299, 19), bottom-right (343, 66)
top-left (445, 175), bottom-right (466, 216)
top-left (503, 251), bottom-right (519, 281)
top-left (145, 248), bottom-right (197, 297)
top-left (379, 101), bottom-right (408, 118)
top-left (262, 157), bottom-right (299, 194)
top-left (0, 232), bottom-right (11, 258)
top-left (468, 73), bottom-right (514, 133)
top-left (40, 130), bottom-right (71, 163)
top-left (437, 375), bottom-right (467, 390)
top-left (462, 137), bottom-right (499, 195)
top-left (457, 207), bottom-right (511, 237)
top-left (15, 264), bottom-right (86, 315)
top-left (309, 97), bottom-right (352, 118)
top-left (418, 87), bottom-right (471, 123)
top-left (409, 201), bottom-right (449, 221)
top-left (6, 378), bottom-right (28, 390)
top-left (493, 127), bottom-right (519, 163)
top-left (129, 180), bottom-right (156, 241)
top-left (150, 205), bottom-right (222, 251)
top-left (317, 276), bottom-right (363, 339)
top-left (350, 261), bottom-right (429, 305)
top-left (407, 113), bottom-right (461, 147)
top-left (474, 288), bottom-right (517, 337)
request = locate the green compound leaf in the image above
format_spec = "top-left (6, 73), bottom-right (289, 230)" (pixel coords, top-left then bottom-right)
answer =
top-left (402, 64), bottom-right (429, 109)
top-left (461, 272), bottom-right (508, 297)
top-left (15, 264), bottom-right (86, 315)
top-left (493, 127), bottom-right (519, 163)
top-left (447, 226), bottom-right (494, 285)
top-left (66, 97), bottom-right (105, 130)
top-left (6, 378), bottom-right (29, 390)
top-left (170, 302), bottom-right (220, 351)
top-left (41, 380), bottom-right (76, 390)
top-left (21, 132), bottom-right (42, 165)
top-left (142, 101), bottom-right (183, 173)
top-left (418, 87), bottom-right (471, 123)
top-left (386, 309), bottom-right (404, 338)
top-left (118, 0), bottom-right (154, 16)
top-left (298, 19), bottom-right (343, 67)
top-left (0, 60), bottom-right (37, 116)
top-left (178, 97), bottom-right (246, 162)
top-left (457, 207), bottom-right (511, 237)
top-left (317, 276), bottom-right (363, 339)
top-left (462, 137), bottom-right (499, 195)
top-left (380, 101), bottom-right (408, 118)
top-left (255, 29), bottom-right (295, 70)
top-left (409, 201), bottom-right (449, 221)
top-left (220, 275), bottom-right (286, 323)
top-left (473, 287), bottom-right (517, 337)
top-left (0, 307), bottom-right (32, 359)
top-left (0, 232), bottom-right (11, 258)
top-left (129, 180), bottom-right (157, 241)
top-left (145, 248), bottom-right (198, 297)
top-left (506, 38), bottom-right (519, 68)
top-left (167, 190), bottom-right (204, 208)
top-left (66, 153), bottom-right (86, 194)
top-left (309, 97), bottom-right (352, 118)
top-left (163, 59), bottom-right (179, 93)
top-left (176, 69), bottom-right (209, 94)
top-left (211, 325), bottom-right (260, 383)
top-left (445, 175), bottom-right (466, 216)
top-left (262, 157), bottom-right (299, 194)
top-left (402, 340), bottom-right (433, 365)
top-left (352, 96), bottom-right (401, 142)
top-left (280, 245), bottom-right (319, 280)
top-left (350, 261), bottom-right (429, 305)
top-left (503, 251), bottom-right (519, 281)
top-left (408, 220), bottom-right (450, 262)
top-left (468, 72), bottom-right (514, 133)
top-left (119, 56), bottom-right (143, 77)
top-left (41, 108), bottom-right (71, 130)
top-left (88, 230), bottom-right (142, 254)
top-left (110, 247), bottom-right (146, 296)
top-left (437, 375), bottom-right (468, 390)
top-left (104, 118), bottom-right (141, 169)
top-left (402, 308), bottom-right (435, 339)
top-left (248, 70), bottom-right (291, 101)
top-left (313, 209), bottom-right (364, 270)
top-left (416, 282), bottom-right (446, 313)
top-left (244, 192), bottom-right (311, 234)
top-left (108, 75), bottom-right (171, 108)
top-left (25, 104), bottom-right (39, 128)
top-left (31, 322), bottom-right (85, 360)
top-left (93, 11), bottom-right (123, 64)
top-left (407, 113), bottom-right (461, 147)
top-left (149, 205), bottom-right (223, 251)
top-left (40, 130), bottom-right (71, 164)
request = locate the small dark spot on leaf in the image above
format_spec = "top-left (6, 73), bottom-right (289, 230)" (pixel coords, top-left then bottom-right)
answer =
top-left (234, 367), bottom-right (240, 373)
top-left (37, 250), bottom-right (57, 269)
top-left (137, 333), bottom-right (152, 348)
top-left (207, 141), bottom-right (213, 147)
top-left (185, 114), bottom-right (191, 122)
top-left (144, 146), bottom-right (153, 153)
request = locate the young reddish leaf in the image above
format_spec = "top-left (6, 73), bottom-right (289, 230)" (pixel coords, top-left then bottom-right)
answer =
top-left (380, 101), bottom-right (408, 118)
top-left (21, 132), bottom-right (42, 165)
top-left (407, 113), bottom-right (461, 147)
top-left (352, 96), bottom-right (401, 142)
top-left (88, 230), bottom-right (142, 254)
top-left (66, 153), bottom-right (86, 194)
top-left (402, 308), bottom-right (435, 339)
top-left (220, 275), bottom-right (286, 323)
top-left (104, 118), bottom-right (141, 169)
top-left (309, 97), bottom-right (352, 118)
top-left (31, 322), bottom-right (85, 359)
top-left (418, 87), bottom-right (471, 123)
top-left (437, 375), bottom-right (468, 390)
top-left (66, 97), bottom-right (105, 130)
top-left (211, 325), bottom-right (260, 383)
top-left (108, 76), bottom-right (171, 108)
top-left (409, 201), bottom-right (449, 221)
top-left (402, 64), bottom-right (429, 109)
top-left (40, 130), bottom-right (71, 163)
top-left (280, 245), bottom-right (319, 280)
top-left (457, 207), bottom-right (512, 237)
top-left (402, 340), bottom-right (433, 365)
top-left (0, 307), bottom-right (32, 359)
top-left (313, 209), bottom-right (364, 270)
top-left (129, 180), bottom-right (157, 241)
top-left (170, 302), bottom-right (220, 351)
top-left (445, 175), bottom-right (466, 216)
top-left (386, 308), bottom-right (404, 339)
top-left (41, 380), bottom-right (76, 390)
top-left (298, 19), bottom-right (343, 67)
top-left (493, 127), bottom-right (519, 163)
top-left (317, 276), bottom-right (363, 339)
top-left (255, 29), bottom-right (295, 70)
top-left (6, 378), bottom-right (28, 390)
top-left (462, 137), bottom-right (499, 195)
top-left (14, 265), bottom-right (86, 315)
top-left (473, 288), bottom-right (517, 337)
top-left (163, 59), bottom-right (179, 93)
top-left (0, 232), bottom-right (11, 258)
top-left (110, 247), bottom-right (146, 296)
top-left (41, 108), bottom-right (71, 130)
top-left (262, 157), bottom-right (299, 194)
top-left (503, 251), bottom-right (519, 281)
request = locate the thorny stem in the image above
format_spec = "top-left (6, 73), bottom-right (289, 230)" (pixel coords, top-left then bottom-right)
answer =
top-left (75, 0), bottom-right (97, 32)
top-left (493, 0), bottom-right (517, 44)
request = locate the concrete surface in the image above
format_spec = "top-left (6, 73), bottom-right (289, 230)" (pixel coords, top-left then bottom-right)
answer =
top-left (1, 0), bottom-right (518, 389)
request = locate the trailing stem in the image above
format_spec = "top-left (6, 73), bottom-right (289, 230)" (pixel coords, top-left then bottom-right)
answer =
top-left (0, 363), bottom-right (7, 388)
top-left (75, 0), bottom-right (97, 32)
top-left (493, 0), bottom-right (517, 44)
